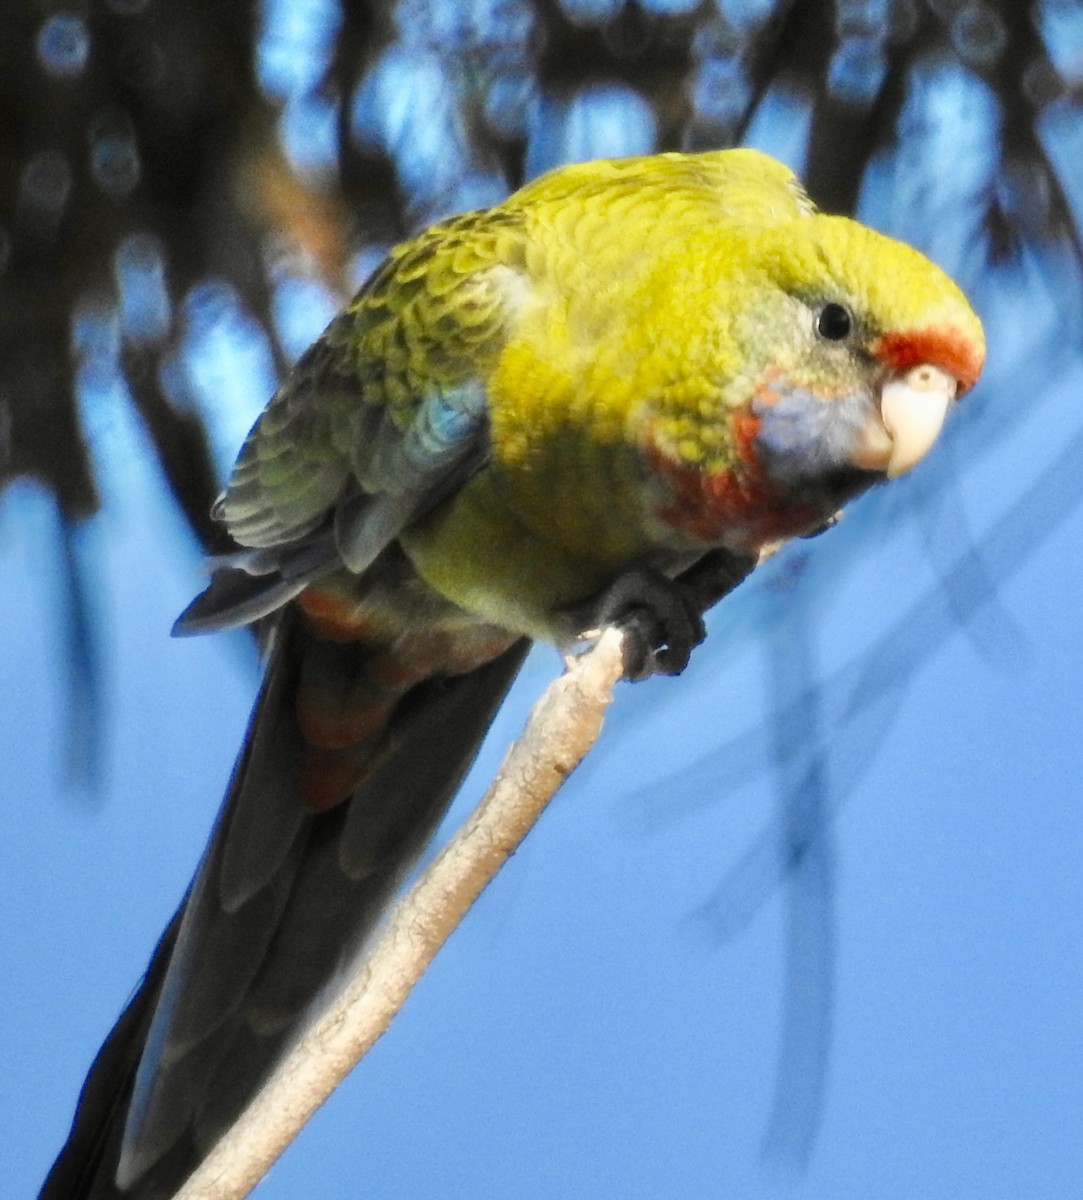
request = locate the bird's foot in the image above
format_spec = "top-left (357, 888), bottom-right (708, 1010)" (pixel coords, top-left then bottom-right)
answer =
top-left (569, 568), bottom-right (708, 681)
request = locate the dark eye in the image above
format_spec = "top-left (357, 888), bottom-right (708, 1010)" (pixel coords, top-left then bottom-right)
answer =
top-left (816, 302), bottom-right (853, 341)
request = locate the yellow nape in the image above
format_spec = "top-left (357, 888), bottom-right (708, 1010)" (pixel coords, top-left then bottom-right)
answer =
top-left (505, 147), bottom-right (815, 227)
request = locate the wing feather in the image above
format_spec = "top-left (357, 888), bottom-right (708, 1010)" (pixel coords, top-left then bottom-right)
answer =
top-left (176, 211), bottom-right (526, 636)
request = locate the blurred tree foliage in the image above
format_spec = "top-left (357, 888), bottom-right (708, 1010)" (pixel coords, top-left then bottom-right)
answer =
top-left (2, 0), bottom-right (1078, 554)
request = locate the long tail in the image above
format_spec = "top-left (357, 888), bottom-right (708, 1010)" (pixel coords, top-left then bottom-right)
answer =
top-left (41, 609), bottom-right (528, 1199)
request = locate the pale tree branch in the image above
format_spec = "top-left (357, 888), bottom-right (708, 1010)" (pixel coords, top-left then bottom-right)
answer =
top-left (175, 627), bottom-right (627, 1200)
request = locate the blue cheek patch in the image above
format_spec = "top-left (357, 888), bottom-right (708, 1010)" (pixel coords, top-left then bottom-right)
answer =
top-left (752, 382), bottom-right (871, 485)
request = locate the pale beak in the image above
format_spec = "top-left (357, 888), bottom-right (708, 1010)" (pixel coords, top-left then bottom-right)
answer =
top-left (852, 364), bottom-right (957, 478)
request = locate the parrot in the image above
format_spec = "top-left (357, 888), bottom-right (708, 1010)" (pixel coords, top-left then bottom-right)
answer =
top-left (41, 147), bottom-right (984, 1200)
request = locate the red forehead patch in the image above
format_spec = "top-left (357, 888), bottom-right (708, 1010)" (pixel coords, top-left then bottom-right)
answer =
top-left (872, 326), bottom-right (984, 394)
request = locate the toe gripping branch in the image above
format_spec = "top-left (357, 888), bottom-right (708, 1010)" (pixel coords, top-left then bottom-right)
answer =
top-left (572, 549), bottom-right (759, 682)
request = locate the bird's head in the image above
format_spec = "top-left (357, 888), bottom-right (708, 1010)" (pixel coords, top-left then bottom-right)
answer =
top-left (737, 214), bottom-right (985, 496)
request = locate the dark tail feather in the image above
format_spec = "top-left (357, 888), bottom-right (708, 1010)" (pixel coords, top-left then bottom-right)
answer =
top-left (40, 613), bottom-right (528, 1199)
top-left (38, 913), bottom-right (182, 1200)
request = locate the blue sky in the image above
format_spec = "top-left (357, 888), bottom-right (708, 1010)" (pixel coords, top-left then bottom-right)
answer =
top-left (5, 5), bottom-right (1083, 1197)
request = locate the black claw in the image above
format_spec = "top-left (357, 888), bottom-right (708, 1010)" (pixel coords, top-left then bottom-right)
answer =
top-left (613, 609), bottom-right (658, 682)
top-left (799, 512), bottom-right (841, 539)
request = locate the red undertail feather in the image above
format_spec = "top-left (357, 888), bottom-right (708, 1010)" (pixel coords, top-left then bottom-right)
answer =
top-left (292, 584), bottom-right (516, 812)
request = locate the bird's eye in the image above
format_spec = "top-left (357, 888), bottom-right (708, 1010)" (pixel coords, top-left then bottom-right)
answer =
top-left (816, 303), bottom-right (853, 341)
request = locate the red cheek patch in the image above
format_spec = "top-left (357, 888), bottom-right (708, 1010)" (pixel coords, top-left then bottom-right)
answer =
top-left (644, 413), bottom-right (824, 550)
